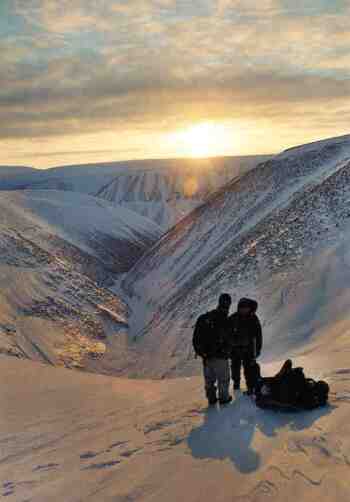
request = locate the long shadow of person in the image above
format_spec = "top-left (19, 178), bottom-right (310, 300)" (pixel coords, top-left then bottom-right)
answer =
top-left (187, 394), bottom-right (335, 474)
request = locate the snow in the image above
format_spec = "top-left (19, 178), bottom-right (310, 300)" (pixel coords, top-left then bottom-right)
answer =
top-left (4, 136), bottom-right (350, 500)
top-left (0, 341), bottom-right (349, 501)
top-left (94, 156), bottom-right (270, 229)
top-left (0, 190), bottom-right (162, 272)
top-left (0, 156), bottom-right (271, 229)
top-left (0, 189), bottom-right (161, 372)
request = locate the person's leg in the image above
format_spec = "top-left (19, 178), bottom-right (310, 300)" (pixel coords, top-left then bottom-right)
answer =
top-left (216, 359), bottom-right (231, 403)
top-left (203, 359), bottom-right (217, 404)
top-left (231, 352), bottom-right (242, 390)
top-left (243, 357), bottom-right (256, 394)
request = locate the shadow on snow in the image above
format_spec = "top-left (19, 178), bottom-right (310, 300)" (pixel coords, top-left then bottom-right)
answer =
top-left (187, 394), bottom-right (335, 474)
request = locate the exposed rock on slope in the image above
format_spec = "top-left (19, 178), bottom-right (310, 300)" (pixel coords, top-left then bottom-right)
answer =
top-left (0, 190), bottom-right (161, 371)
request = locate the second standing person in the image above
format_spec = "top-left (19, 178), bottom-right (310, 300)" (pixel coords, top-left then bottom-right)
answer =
top-left (228, 298), bottom-right (263, 395)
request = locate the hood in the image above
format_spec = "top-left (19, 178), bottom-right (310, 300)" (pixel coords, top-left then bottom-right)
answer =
top-left (237, 297), bottom-right (258, 313)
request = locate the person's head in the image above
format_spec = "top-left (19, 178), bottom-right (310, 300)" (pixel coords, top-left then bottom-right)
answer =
top-left (237, 298), bottom-right (258, 317)
top-left (218, 293), bottom-right (232, 314)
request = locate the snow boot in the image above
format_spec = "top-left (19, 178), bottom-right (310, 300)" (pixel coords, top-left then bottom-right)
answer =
top-left (219, 396), bottom-right (233, 406)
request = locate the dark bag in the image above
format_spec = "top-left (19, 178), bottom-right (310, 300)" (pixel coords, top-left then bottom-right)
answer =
top-left (271, 367), bottom-right (306, 404)
top-left (299, 379), bottom-right (330, 409)
top-left (256, 360), bottom-right (330, 411)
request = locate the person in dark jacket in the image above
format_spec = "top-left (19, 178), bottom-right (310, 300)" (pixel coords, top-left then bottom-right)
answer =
top-left (193, 294), bottom-right (233, 405)
top-left (228, 298), bottom-right (263, 395)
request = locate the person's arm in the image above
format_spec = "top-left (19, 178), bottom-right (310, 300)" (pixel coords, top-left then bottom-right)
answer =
top-left (255, 317), bottom-right (263, 357)
top-left (192, 316), bottom-right (207, 358)
top-left (192, 320), bottom-right (202, 356)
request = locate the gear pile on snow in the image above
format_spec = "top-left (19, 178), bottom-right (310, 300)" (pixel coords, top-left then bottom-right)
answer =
top-left (254, 360), bottom-right (330, 411)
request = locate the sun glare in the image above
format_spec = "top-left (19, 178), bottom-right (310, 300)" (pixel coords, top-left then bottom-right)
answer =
top-left (169, 122), bottom-right (235, 158)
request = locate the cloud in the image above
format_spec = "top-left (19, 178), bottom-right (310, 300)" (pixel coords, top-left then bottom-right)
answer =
top-left (1, 0), bottom-right (349, 152)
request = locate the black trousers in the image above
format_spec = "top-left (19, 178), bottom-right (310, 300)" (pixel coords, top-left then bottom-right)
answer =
top-left (231, 351), bottom-right (256, 390)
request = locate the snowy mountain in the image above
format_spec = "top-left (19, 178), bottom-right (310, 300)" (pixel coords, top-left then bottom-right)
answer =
top-left (0, 190), bottom-right (161, 370)
top-left (121, 134), bottom-right (350, 377)
top-left (3, 138), bottom-right (350, 501)
top-left (1, 156), bottom-right (270, 229)
top-left (94, 156), bottom-right (270, 228)
top-left (0, 165), bottom-right (38, 189)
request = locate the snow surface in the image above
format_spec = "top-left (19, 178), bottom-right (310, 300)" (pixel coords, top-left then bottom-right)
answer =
top-left (0, 343), bottom-right (349, 501)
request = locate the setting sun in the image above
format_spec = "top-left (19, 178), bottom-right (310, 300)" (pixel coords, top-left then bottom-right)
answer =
top-left (168, 122), bottom-right (236, 159)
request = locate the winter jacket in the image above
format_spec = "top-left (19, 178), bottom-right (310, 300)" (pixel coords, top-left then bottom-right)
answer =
top-left (193, 309), bottom-right (231, 359)
top-left (228, 312), bottom-right (263, 359)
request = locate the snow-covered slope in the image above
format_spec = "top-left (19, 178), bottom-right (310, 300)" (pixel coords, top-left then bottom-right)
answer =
top-left (1, 156), bottom-right (269, 192)
top-left (0, 163), bottom-right (134, 192)
top-left (95, 156), bottom-right (270, 228)
top-left (0, 190), bottom-right (161, 370)
top-left (0, 191), bottom-right (162, 278)
top-left (1, 156), bottom-right (271, 229)
top-left (121, 134), bottom-right (350, 376)
top-left (0, 337), bottom-right (349, 501)
top-left (0, 165), bottom-right (38, 189)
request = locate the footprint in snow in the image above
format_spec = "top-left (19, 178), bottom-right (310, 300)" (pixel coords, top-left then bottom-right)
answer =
top-left (2, 481), bottom-right (15, 497)
top-left (120, 448), bottom-right (141, 458)
top-left (83, 460), bottom-right (121, 470)
top-left (80, 451), bottom-right (100, 460)
top-left (106, 440), bottom-right (129, 452)
top-left (33, 463), bottom-right (60, 472)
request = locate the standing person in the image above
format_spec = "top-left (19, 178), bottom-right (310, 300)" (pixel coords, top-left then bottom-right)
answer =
top-left (193, 294), bottom-right (233, 406)
top-left (229, 298), bottom-right (263, 395)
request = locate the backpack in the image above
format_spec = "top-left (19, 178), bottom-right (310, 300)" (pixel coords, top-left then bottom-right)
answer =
top-left (193, 311), bottom-right (230, 358)
top-left (299, 379), bottom-right (330, 409)
top-left (192, 313), bottom-right (214, 357)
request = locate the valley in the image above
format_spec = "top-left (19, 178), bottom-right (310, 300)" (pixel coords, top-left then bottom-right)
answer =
top-left (2, 139), bottom-right (350, 501)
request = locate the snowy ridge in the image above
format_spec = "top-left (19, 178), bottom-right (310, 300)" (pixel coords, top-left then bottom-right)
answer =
top-left (94, 156), bottom-right (270, 228)
top-left (1, 190), bottom-right (162, 276)
top-left (120, 134), bottom-right (350, 377)
top-left (0, 190), bottom-right (161, 370)
top-left (1, 156), bottom-right (271, 229)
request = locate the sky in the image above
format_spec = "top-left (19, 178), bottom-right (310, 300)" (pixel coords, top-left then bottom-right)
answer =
top-left (1, 0), bottom-right (350, 168)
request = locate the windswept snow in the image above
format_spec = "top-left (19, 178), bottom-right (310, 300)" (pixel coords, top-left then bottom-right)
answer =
top-left (0, 344), bottom-right (349, 501)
